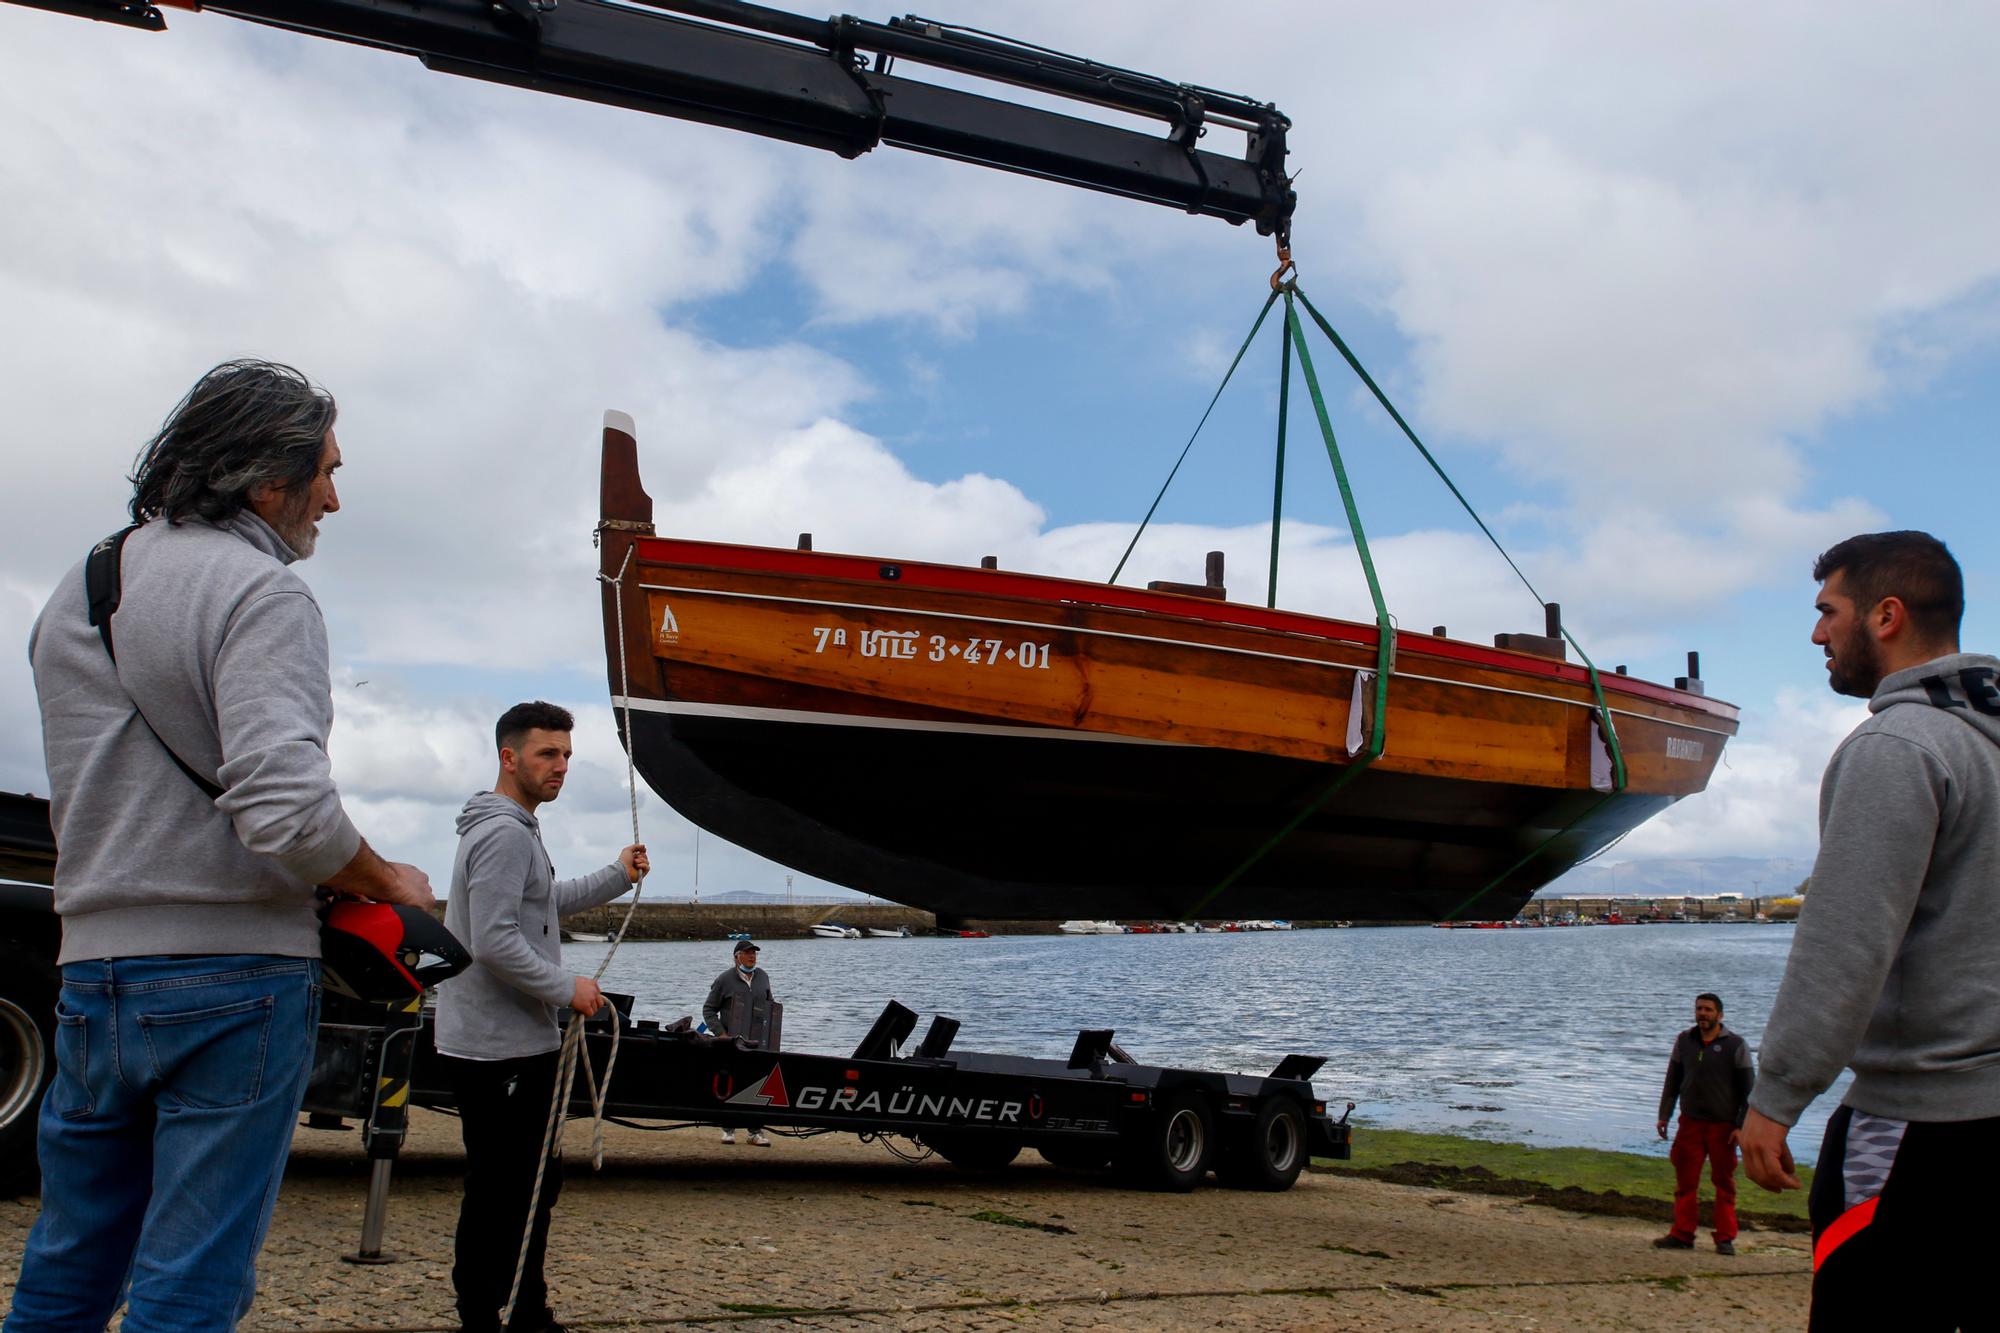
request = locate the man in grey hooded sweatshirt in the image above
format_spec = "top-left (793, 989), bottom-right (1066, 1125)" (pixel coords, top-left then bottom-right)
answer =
top-left (1739, 531), bottom-right (1999, 1330)
top-left (435, 701), bottom-right (645, 1333)
top-left (12, 360), bottom-right (434, 1333)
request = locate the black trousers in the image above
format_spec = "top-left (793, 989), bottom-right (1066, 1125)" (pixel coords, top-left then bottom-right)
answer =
top-left (442, 1051), bottom-right (564, 1332)
top-left (1809, 1106), bottom-right (1999, 1332)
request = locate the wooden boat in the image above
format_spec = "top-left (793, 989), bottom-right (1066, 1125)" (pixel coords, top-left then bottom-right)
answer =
top-left (597, 413), bottom-right (1738, 924)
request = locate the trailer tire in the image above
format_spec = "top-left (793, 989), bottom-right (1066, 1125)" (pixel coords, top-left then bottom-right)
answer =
top-left (0, 940), bottom-right (58, 1197)
top-left (1218, 1097), bottom-right (1308, 1191)
top-left (929, 1134), bottom-right (1021, 1171)
top-left (1037, 1141), bottom-right (1111, 1171)
top-left (1116, 1089), bottom-right (1214, 1192)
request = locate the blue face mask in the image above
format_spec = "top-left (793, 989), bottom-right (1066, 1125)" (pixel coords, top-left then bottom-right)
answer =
top-left (737, 961), bottom-right (754, 975)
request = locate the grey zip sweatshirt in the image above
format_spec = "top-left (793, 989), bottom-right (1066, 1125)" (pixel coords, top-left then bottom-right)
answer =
top-left (1751, 653), bottom-right (2000, 1126)
top-left (29, 512), bottom-right (361, 963)
top-left (433, 791), bottom-right (632, 1060)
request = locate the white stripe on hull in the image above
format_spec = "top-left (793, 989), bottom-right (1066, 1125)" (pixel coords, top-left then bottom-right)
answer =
top-left (611, 695), bottom-right (1191, 746)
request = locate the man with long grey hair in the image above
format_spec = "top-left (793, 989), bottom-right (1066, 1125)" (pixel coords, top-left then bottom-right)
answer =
top-left (9, 360), bottom-right (435, 1332)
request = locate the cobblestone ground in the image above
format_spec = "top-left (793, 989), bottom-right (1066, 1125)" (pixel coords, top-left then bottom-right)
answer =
top-left (1, 1112), bottom-right (1810, 1330)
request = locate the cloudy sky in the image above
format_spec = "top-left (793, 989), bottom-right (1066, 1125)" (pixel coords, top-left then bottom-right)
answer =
top-left (3, 1), bottom-right (1995, 903)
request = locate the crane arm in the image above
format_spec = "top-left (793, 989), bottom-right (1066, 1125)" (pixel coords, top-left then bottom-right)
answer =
top-left (9, 0), bottom-right (1295, 241)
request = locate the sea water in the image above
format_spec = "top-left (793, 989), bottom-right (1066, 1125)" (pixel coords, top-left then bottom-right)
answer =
top-left (567, 922), bottom-right (1850, 1163)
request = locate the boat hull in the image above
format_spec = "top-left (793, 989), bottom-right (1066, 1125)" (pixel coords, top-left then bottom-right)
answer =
top-left (596, 412), bottom-right (1736, 925)
top-left (617, 700), bottom-right (1678, 923)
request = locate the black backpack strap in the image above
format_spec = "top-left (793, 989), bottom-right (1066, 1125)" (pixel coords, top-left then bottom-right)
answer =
top-left (85, 525), bottom-right (138, 661)
top-left (84, 525), bottom-right (227, 803)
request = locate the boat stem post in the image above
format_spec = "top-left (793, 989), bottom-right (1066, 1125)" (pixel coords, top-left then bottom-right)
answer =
top-left (1543, 601), bottom-right (1561, 639)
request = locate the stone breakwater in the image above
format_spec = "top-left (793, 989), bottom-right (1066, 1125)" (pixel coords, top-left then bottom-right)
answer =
top-left (544, 901), bottom-right (933, 942)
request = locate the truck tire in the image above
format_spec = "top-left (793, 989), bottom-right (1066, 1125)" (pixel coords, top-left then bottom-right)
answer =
top-left (1217, 1097), bottom-right (1307, 1191)
top-left (1116, 1089), bottom-right (1214, 1192)
top-left (0, 940), bottom-right (58, 1196)
top-left (1037, 1141), bottom-right (1111, 1171)
top-left (928, 1133), bottom-right (1021, 1171)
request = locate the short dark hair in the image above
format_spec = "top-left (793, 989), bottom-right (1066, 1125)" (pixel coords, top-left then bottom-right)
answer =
top-left (130, 360), bottom-right (337, 525)
top-left (1696, 992), bottom-right (1723, 1013)
top-left (497, 701), bottom-right (574, 753)
top-left (1812, 531), bottom-right (1963, 645)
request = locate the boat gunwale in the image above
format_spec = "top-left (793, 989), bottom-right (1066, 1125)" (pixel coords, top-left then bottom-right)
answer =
top-left (628, 536), bottom-right (1740, 721)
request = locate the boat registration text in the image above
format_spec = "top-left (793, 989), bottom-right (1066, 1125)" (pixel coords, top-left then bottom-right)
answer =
top-left (813, 625), bottom-right (1053, 669)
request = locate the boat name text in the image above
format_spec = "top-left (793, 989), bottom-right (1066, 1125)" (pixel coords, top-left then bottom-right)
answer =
top-left (1664, 737), bottom-right (1704, 762)
top-left (811, 625), bottom-right (1052, 669)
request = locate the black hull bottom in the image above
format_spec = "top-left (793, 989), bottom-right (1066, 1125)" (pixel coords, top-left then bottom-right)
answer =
top-left (620, 708), bottom-right (1673, 923)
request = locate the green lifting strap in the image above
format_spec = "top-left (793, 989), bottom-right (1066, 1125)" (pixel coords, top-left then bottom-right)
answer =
top-left (1290, 286), bottom-right (1628, 799)
top-left (1266, 316), bottom-right (1292, 609)
top-left (1126, 278), bottom-right (1629, 923)
top-left (1289, 284), bottom-right (1630, 923)
top-left (1109, 288), bottom-right (1280, 586)
top-left (1182, 292), bottom-right (1395, 919)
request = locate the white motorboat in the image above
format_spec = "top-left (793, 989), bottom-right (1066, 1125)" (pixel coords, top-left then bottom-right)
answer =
top-left (810, 923), bottom-right (861, 939)
top-left (865, 925), bottom-right (912, 938)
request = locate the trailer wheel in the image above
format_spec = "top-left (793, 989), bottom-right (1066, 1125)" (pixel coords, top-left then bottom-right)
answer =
top-left (1218, 1097), bottom-right (1308, 1191)
top-left (0, 941), bottom-right (58, 1197)
top-left (1037, 1141), bottom-right (1111, 1171)
top-left (928, 1134), bottom-right (1021, 1171)
top-left (1117, 1089), bottom-right (1214, 1192)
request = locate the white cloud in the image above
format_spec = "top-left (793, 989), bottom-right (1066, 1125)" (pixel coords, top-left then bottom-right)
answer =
top-left (6, 0), bottom-right (2000, 898)
top-left (1612, 687), bottom-right (1867, 862)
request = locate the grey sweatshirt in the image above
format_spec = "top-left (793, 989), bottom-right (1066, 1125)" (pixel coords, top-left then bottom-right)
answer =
top-left (433, 791), bottom-right (631, 1060)
top-left (29, 512), bottom-right (361, 963)
top-left (1752, 653), bottom-right (2000, 1126)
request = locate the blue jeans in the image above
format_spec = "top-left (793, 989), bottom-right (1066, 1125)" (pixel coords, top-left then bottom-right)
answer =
top-left (5, 955), bottom-right (321, 1333)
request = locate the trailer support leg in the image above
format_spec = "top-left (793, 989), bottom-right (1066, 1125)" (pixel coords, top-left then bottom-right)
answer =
top-left (342, 1002), bottom-right (422, 1265)
top-left (343, 1155), bottom-right (399, 1265)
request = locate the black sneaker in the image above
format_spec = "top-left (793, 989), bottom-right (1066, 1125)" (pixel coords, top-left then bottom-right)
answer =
top-left (1652, 1234), bottom-right (1694, 1249)
top-left (1715, 1239), bottom-right (1736, 1256)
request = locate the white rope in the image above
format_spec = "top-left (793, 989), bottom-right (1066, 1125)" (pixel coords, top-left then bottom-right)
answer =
top-left (500, 540), bottom-right (646, 1327)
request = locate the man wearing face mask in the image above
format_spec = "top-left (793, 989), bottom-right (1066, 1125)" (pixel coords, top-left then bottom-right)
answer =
top-left (704, 941), bottom-right (775, 1146)
top-left (1739, 531), bottom-right (2000, 1330)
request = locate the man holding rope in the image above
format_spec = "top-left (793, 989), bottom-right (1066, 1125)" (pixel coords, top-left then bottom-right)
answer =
top-left (435, 701), bottom-right (646, 1333)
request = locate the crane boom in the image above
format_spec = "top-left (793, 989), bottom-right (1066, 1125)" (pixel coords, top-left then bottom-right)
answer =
top-left (8, 0), bottom-right (1295, 241)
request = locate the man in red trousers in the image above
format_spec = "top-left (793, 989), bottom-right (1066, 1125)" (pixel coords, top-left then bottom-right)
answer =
top-left (1654, 992), bottom-right (1755, 1255)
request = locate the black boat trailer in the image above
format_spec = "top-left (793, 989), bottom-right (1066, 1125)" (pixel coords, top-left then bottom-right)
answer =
top-left (302, 992), bottom-right (1353, 1262)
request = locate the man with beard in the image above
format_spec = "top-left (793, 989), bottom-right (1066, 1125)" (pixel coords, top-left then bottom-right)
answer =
top-left (12, 360), bottom-right (435, 1331)
top-left (1653, 992), bottom-right (1754, 1254)
top-left (435, 702), bottom-right (646, 1333)
top-left (1739, 531), bottom-right (2000, 1329)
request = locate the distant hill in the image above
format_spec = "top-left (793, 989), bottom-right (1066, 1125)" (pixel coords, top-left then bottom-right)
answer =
top-left (1537, 856), bottom-right (1808, 900)
top-left (685, 889), bottom-right (862, 905)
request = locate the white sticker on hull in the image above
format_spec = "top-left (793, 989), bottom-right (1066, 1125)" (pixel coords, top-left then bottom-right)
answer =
top-left (1665, 737), bottom-right (1705, 761)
